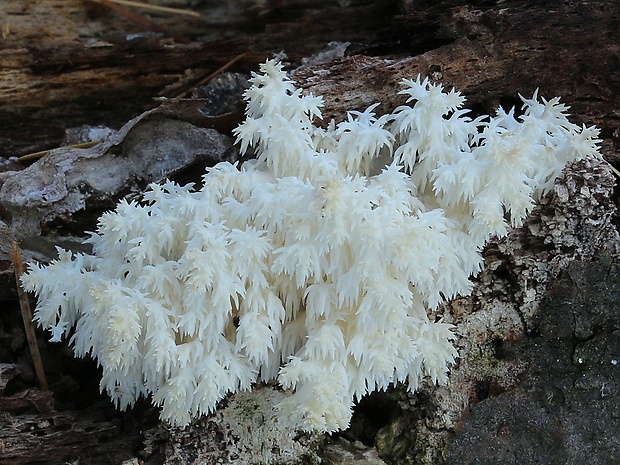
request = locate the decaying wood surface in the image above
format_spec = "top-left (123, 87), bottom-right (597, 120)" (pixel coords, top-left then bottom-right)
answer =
top-left (0, 388), bottom-right (152, 465)
top-left (294, 0), bottom-right (620, 161)
top-left (0, 1), bottom-right (618, 464)
top-left (0, 0), bottom-right (398, 157)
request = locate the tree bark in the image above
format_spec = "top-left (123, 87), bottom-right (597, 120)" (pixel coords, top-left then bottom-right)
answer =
top-left (0, 1), bottom-right (618, 464)
top-left (294, 0), bottom-right (620, 161)
top-left (0, 0), bottom-right (398, 157)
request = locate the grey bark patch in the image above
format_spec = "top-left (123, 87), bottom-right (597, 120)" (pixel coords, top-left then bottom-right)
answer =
top-left (446, 253), bottom-right (620, 465)
top-left (0, 109), bottom-right (235, 261)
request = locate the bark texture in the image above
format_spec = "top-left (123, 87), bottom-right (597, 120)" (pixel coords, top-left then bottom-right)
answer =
top-left (0, 1), bottom-right (618, 464)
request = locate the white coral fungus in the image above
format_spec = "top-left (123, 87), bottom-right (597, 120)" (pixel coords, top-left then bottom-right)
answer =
top-left (22, 60), bottom-right (600, 432)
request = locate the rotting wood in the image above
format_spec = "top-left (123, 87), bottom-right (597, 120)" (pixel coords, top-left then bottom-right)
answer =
top-left (11, 241), bottom-right (47, 392)
top-left (293, 0), bottom-right (620, 161)
top-left (0, 1), bottom-right (618, 464)
top-left (0, 0), bottom-right (398, 157)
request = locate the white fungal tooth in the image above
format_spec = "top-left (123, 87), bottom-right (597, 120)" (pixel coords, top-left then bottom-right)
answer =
top-left (21, 59), bottom-right (601, 433)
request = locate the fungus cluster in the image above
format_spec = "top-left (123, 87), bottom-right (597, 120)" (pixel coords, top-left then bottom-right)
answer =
top-left (22, 60), bottom-right (600, 432)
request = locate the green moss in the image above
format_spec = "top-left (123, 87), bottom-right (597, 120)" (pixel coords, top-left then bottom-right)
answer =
top-left (466, 341), bottom-right (502, 376)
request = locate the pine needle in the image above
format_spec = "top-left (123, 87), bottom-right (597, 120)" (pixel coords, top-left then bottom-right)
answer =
top-left (92, 0), bottom-right (202, 18)
top-left (608, 161), bottom-right (620, 179)
top-left (18, 141), bottom-right (102, 162)
top-left (12, 241), bottom-right (48, 391)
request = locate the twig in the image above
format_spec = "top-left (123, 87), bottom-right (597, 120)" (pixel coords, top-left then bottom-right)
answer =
top-left (12, 241), bottom-right (48, 391)
top-left (164, 51), bottom-right (251, 99)
top-left (18, 140), bottom-right (102, 162)
top-left (92, 0), bottom-right (191, 43)
top-left (608, 161), bottom-right (620, 179)
top-left (92, 0), bottom-right (202, 18)
top-left (192, 52), bottom-right (250, 91)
